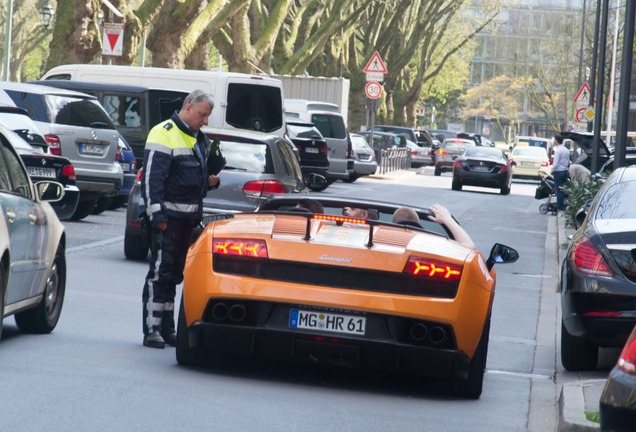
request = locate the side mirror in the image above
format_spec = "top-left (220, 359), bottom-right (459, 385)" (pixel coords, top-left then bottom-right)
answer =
top-left (486, 243), bottom-right (519, 270)
top-left (36, 181), bottom-right (64, 202)
top-left (306, 173), bottom-right (327, 189)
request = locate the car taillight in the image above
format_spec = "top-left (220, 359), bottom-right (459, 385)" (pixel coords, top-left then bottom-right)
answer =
top-left (213, 238), bottom-right (268, 258)
top-left (617, 328), bottom-right (636, 374)
top-left (242, 180), bottom-right (286, 197)
top-left (135, 168), bottom-right (144, 185)
top-left (411, 150), bottom-right (418, 156)
top-left (500, 164), bottom-right (509, 172)
top-left (320, 145), bottom-right (329, 154)
top-left (541, 161), bottom-right (549, 167)
top-left (45, 134), bottom-right (62, 156)
top-left (116, 145), bottom-right (122, 162)
top-left (571, 237), bottom-right (613, 277)
top-left (437, 149), bottom-right (448, 155)
top-left (453, 159), bottom-right (461, 169)
top-left (61, 164), bottom-right (76, 181)
top-left (403, 256), bottom-right (462, 280)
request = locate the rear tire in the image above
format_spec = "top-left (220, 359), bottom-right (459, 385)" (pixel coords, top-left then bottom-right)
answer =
top-left (91, 197), bottom-right (112, 215)
top-left (500, 185), bottom-right (510, 195)
top-left (561, 321), bottom-right (598, 371)
top-left (124, 228), bottom-right (148, 261)
top-left (341, 174), bottom-right (358, 183)
top-left (451, 181), bottom-right (462, 191)
top-left (15, 246), bottom-right (66, 334)
top-left (453, 317), bottom-right (490, 399)
top-left (434, 166), bottom-right (442, 176)
top-left (70, 199), bottom-right (97, 220)
top-left (176, 299), bottom-right (203, 367)
top-left (108, 195), bottom-right (127, 210)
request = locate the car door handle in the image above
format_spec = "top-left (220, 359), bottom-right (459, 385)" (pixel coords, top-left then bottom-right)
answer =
top-left (6, 208), bottom-right (16, 223)
top-left (29, 213), bottom-right (37, 224)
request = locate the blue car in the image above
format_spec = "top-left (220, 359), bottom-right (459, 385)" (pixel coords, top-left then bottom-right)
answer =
top-left (109, 133), bottom-right (137, 210)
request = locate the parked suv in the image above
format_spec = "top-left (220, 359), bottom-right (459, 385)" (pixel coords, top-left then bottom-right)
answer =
top-left (1, 82), bottom-right (123, 220)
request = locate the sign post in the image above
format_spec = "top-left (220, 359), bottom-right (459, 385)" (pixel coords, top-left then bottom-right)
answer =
top-left (363, 52), bottom-right (388, 149)
top-left (573, 82), bottom-right (591, 132)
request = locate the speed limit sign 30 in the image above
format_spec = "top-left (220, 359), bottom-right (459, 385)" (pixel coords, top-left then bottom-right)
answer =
top-left (365, 81), bottom-right (382, 99)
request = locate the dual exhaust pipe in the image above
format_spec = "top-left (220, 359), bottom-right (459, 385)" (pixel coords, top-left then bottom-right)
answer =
top-left (211, 302), bottom-right (247, 322)
top-left (409, 323), bottom-right (448, 345)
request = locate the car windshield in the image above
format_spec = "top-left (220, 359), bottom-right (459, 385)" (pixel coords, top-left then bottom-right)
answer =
top-left (513, 147), bottom-right (547, 157)
top-left (596, 181), bottom-right (636, 219)
top-left (351, 136), bottom-right (369, 148)
top-left (219, 140), bottom-right (274, 174)
top-left (311, 113), bottom-right (347, 139)
top-left (464, 147), bottom-right (503, 159)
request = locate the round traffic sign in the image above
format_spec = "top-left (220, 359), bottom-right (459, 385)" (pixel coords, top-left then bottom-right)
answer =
top-left (365, 81), bottom-right (382, 99)
top-left (575, 107), bottom-right (587, 123)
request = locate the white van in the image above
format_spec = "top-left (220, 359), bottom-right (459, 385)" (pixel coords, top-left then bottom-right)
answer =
top-left (284, 99), bottom-right (352, 181)
top-left (41, 64), bottom-right (285, 137)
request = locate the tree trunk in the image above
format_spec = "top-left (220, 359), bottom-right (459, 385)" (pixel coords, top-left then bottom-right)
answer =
top-left (44, 0), bottom-right (102, 71)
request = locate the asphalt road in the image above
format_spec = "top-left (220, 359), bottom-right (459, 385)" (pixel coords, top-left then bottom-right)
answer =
top-left (0, 170), bottom-right (565, 432)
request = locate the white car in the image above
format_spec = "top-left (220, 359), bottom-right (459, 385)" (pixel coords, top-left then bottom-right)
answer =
top-left (347, 133), bottom-right (377, 182)
top-left (509, 146), bottom-right (550, 178)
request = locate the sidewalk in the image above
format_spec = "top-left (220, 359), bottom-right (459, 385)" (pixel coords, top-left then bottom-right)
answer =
top-left (556, 214), bottom-right (605, 432)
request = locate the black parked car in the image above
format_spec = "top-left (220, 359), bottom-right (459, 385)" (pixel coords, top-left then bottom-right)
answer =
top-left (285, 121), bottom-right (329, 190)
top-left (560, 165), bottom-right (636, 371)
top-left (0, 107), bottom-right (79, 220)
top-left (451, 146), bottom-right (513, 195)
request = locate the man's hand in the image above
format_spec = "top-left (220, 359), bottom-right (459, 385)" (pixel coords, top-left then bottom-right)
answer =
top-left (208, 175), bottom-right (220, 188)
top-left (154, 222), bottom-right (168, 231)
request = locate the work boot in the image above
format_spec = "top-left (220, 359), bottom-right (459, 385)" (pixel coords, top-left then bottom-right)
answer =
top-left (161, 307), bottom-right (176, 347)
top-left (143, 331), bottom-right (166, 349)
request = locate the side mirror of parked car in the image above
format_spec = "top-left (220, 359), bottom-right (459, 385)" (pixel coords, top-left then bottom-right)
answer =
top-left (486, 243), bottom-right (519, 271)
top-left (305, 173), bottom-right (327, 190)
top-left (36, 181), bottom-right (65, 202)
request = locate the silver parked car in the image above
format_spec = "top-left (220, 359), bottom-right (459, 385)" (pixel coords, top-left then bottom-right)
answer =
top-left (347, 133), bottom-right (377, 182)
top-left (0, 82), bottom-right (123, 220)
top-left (0, 123), bottom-right (67, 339)
top-left (124, 127), bottom-right (325, 260)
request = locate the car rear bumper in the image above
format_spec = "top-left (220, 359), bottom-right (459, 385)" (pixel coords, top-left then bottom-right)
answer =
top-left (187, 318), bottom-right (470, 378)
top-left (352, 160), bottom-right (377, 176)
top-left (600, 368), bottom-right (636, 429)
top-left (454, 171), bottom-right (509, 189)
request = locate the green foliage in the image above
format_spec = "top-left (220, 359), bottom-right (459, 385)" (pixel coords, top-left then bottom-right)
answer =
top-left (585, 411), bottom-right (600, 423)
top-left (562, 177), bottom-right (603, 228)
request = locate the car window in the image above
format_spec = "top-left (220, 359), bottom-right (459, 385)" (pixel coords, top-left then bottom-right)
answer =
top-left (277, 139), bottom-right (303, 179)
top-left (287, 123), bottom-right (322, 139)
top-left (5, 91), bottom-right (50, 123)
top-left (219, 140), bottom-right (274, 174)
top-left (102, 94), bottom-right (143, 127)
top-left (226, 83), bottom-right (283, 133)
top-left (45, 95), bottom-right (115, 128)
top-left (464, 147), bottom-right (504, 159)
top-left (311, 113), bottom-right (347, 139)
top-left (0, 133), bottom-right (32, 198)
top-left (513, 147), bottom-right (546, 157)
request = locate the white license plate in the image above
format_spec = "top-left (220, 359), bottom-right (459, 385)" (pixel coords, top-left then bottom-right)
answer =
top-left (79, 143), bottom-right (105, 155)
top-left (305, 147), bottom-right (319, 153)
top-left (520, 161), bottom-right (535, 166)
top-left (472, 166), bottom-right (490, 172)
top-left (120, 163), bottom-right (130, 172)
top-left (289, 309), bottom-right (366, 335)
top-left (27, 167), bottom-right (56, 178)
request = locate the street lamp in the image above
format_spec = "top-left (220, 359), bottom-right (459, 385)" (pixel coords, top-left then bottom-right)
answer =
top-left (2, 0), bottom-right (56, 81)
top-left (39, 2), bottom-right (56, 28)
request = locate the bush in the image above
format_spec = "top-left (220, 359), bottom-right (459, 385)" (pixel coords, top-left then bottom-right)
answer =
top-left (562, 177), bottom-right (603, 228)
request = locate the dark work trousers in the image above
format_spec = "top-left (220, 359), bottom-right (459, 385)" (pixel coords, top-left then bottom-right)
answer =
top-left (142, 218), bottom-right (195, 335)
top-left (553, 170), bottom-right (569, 211)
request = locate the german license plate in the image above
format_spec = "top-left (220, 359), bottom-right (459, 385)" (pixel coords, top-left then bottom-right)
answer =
top-left (79, 143), bottom-right (105, 155)
top-left (472, 166), bottom-right (490, 172)
top-left (289, 309), bottom-right (366, 335)
top-left (27, 167), bottom-right (56, 178)
top-left (520, 161), bottom-right (534, 166)
top-left (305, 147), bottom-right (319, 153)
top-left (120, 163), bottom-right (130, 172)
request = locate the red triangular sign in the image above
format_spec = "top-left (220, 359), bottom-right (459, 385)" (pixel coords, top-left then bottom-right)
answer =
top-left (363, 51), bottom-right (387, 73)
top-left (106, 32), bottom-right (120, 51)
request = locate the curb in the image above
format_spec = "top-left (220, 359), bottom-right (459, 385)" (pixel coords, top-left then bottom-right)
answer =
top-left (558, 381), bottom-right (602, 431)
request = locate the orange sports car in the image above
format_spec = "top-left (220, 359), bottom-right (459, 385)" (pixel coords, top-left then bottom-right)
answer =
top-left (177, 195), bottom-right (519, 398)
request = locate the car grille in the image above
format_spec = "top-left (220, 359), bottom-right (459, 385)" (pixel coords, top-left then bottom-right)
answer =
top-left (213, 256), bottom-right (460, 299)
